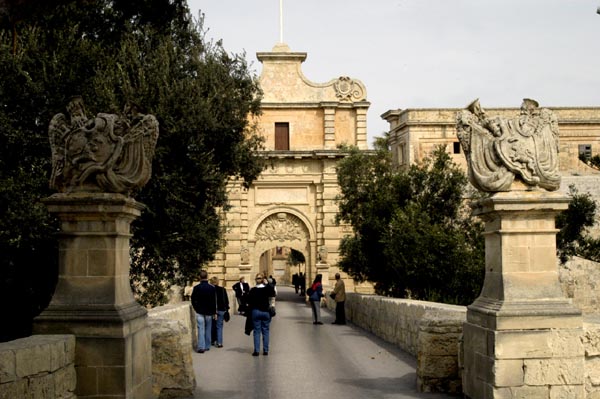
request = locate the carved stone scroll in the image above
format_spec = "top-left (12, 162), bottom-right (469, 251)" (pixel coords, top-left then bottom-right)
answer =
top-left (334, 76), bottom-right (366, 102)
top-left (49, 96), bottom-right (159, 195)
top-left (456, 98), bottom-right (560, 192)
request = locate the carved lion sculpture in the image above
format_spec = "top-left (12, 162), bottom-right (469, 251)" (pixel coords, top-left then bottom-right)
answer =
top-left (456, 98), bottom-right (560, 192)
top-left (49, 96), bottom-right (159, 195)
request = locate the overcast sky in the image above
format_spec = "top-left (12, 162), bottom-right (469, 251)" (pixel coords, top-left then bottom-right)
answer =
top-left (188, 0), bottom-right (600, 146)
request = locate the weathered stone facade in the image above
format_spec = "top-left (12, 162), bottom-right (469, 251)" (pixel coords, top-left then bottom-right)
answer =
top-left (209, 43), bottom-right (370, 290)
top-left (382, 106), bottom-right (600, 176)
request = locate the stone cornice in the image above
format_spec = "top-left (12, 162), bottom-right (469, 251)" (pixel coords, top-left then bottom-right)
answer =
top-left (256, 51), bottom-right (307, 63)
top-left (257, 149), bottom-right (376, 159)
top-left (383, 107), bottom-right (600, 129)
top-left (261, 101), bottom-right (371, 109)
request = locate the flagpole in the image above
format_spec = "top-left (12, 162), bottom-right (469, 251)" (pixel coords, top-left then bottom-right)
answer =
top-left (279, 0), bottom-right (284, 43)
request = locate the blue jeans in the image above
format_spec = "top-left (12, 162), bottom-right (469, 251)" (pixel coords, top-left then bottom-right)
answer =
top-left (251, 309), bottom-right (271, 353)
top-left (215, 310), bottom-right (225, 345)
top-left (196, 314), bottom-right (213, 351)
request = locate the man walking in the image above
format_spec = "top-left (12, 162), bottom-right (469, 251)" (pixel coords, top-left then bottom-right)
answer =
top-left (191, 270), bottom-right (217, 353)
top-left (232, 276), bottom-right (250, 315)
top-left (331, 273), bottom-right (346, 325)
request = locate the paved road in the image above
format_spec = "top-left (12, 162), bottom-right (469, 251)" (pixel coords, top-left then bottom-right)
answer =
top-left (187, 286), bottom-right (457, 399)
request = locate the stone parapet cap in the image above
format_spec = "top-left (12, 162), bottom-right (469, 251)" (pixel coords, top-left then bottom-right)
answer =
top-left (472, 188), bottom-right (569, 216)
top-left (43, 192), bottom-right (145, 216)
top-left (468, 297), bottom-right (582, 330)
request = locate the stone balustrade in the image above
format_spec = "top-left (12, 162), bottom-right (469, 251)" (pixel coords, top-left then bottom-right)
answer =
top-left (0, 335), bottom-right (76, 399)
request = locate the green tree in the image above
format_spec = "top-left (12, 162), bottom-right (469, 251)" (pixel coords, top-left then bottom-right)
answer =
top-left (336, 139), bottom-right (485, 305)
top-left (0, 0), bottom-right (264, 340)
top-left (287, 249), bottom-right (306, 267)
top-left (556, 185), bottom-right (600, 263)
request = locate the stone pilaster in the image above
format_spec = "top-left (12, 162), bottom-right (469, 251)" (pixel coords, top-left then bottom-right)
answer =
top-left (355, 105), bottom-right (369, 150)
top-left (462, 190), bottom-right (584, 399)
top-left (323, 106), bottom-right (336, 150)
top-left (34, 193), bottom-right (153, 399)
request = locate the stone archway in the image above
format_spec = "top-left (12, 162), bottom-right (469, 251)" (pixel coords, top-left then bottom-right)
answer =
top-left (248, 209), bottom-right (316, 283)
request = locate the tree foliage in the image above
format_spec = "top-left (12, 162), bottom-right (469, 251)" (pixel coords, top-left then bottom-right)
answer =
top-left (556, 185), bottom-right (600, 264)
top-left (287, 248), bottom-right (306, 267)
top-left (336, 138), bottom-right (485, 305)
top-left (0, 0), bottom-right (264, 340)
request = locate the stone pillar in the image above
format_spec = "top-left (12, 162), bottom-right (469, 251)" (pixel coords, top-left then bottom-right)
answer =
top-left (34, 193), bottom-right (153, 399)
top-left (462, 190), bottom-right (584, 399)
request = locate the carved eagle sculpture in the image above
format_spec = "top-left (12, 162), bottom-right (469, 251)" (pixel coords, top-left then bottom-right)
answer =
top-left (48, 96), bottom-right (159, 195)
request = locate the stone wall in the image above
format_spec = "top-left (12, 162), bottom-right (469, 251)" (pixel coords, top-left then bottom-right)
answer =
top-left (148, 303), bottom-right (197, 399)
top-left (0, 335), bottom-right (76, 399)
top-left (583, 318), bottom-right (600, 397)
top-left (323, 277), bottom-right (600, 397)
top-left (326, 293), bottom-right (466, 393)
top-left (560, 257), bottom-right (600, 315)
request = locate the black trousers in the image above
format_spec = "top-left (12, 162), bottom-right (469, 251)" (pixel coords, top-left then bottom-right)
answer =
top-left (335, 301), bottom-right (346, 324)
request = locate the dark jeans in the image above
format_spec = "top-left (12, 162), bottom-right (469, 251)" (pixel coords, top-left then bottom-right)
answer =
top-left (335, 301), bottom-right (346, 324)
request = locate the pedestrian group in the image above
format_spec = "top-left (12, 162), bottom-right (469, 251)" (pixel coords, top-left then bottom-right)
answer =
top-left (191, 269), bottom-right (346, 356)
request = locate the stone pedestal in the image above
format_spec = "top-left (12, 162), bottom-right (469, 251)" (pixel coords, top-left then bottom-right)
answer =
top-left (463, 190), bottom-right (584, 399)
top-left (34, 193), bottom-right (153, 399)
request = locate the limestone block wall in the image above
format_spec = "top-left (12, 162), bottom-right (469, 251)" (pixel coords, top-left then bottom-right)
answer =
top-left (583, 319), bottom-right (600, 397)
top-left (326, 293), bottom-right (466, 393)
top-left (148, 303), bottom-right (197, 399)
top-left (560, 256), bottom-right (600, 315)
top-left (0, 335), bottom-right (76, 399)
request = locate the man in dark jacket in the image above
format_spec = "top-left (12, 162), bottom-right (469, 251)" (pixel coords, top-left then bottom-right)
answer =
top-left (191, 270), bottom-right (216, 353)
top-left (232, 276), bottom-right (250, 315)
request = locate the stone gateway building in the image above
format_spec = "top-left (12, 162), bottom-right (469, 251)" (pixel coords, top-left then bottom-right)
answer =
top-left (209, 43), bottom-right (369, 291)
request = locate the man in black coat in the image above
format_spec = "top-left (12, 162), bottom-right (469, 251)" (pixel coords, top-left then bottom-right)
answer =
top-left (232, 276), bottom-right (250, 315)
top-left (191, 270), bottom-right (216, 353)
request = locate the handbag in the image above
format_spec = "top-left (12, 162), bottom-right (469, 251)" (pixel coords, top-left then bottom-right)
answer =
top-left (269, 306), bottom-right (276, 317)
top-left (221, 289), bottom-right (230, 322)
top-left (329, 292), bottom-right (336, 300)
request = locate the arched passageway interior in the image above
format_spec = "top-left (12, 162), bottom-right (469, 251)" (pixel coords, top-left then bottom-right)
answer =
top-left (258, 246), bottom-right (306, 285)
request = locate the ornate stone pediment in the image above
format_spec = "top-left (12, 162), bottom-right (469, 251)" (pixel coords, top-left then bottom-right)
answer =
top-left (49, 96), bottom-right (159, 195)
top-left (255, 212), bottom-right (306, 242)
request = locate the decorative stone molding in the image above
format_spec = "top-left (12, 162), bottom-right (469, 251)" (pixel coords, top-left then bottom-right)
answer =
top-left (49, 96), bottom-right (159, 195)
top-left (240, 246), bottom-right (250, 264)
top-left (334, 76), bottom-right (366, 102)
top-left (456, 98), bottom-right (560, 192)
top-left (317, 246), bottom-right (328, 263)
top-left (255, 212), bottom-right (306, 242)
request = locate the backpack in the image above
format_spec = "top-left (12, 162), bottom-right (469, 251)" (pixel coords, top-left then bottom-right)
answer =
top-left (306, 287), bottom-right (313, 296)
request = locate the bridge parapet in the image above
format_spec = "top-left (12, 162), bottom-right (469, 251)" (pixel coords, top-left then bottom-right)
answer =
top-left (326, 293), bottom-right (466, 394)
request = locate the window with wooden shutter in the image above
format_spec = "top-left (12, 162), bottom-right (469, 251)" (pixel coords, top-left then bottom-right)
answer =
top-left (275, 122), bottom-right (289, 150)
